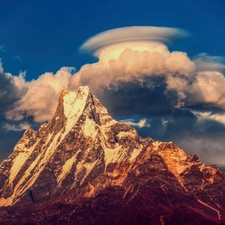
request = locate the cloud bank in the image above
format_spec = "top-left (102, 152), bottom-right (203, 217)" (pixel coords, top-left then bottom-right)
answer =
top-left (1, 26), bottom-right (225, 166)
top-left (3, 67), bottom-right (75, 123)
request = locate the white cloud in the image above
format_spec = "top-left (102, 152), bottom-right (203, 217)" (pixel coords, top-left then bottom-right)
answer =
top-left (3, 122), bottom-right (30, 131)
top-left (120, 118), bottom-right (150, 128)
top-left (71, 44), bottom-right (195, 98)
top-left (189, 71), bottom-right (225, 108)
top-left (193, 53), bottom-right (225, 72)
top-left (6, 67), bottom-right (75, 122)
top-left (192, 111), bottom-right (225, 125)
top-left (14, 55), bottom-right (22, 62)
top-left (0, 45), bottom-right (5, 52)
top-left (162, 119), bottom-right (169, 127)
top-left (0, 60), bottom-right (3, 74)
top-left (80, 26), bottom-right (189, 55)
top-left (75, 26), bottom-right (195, 100)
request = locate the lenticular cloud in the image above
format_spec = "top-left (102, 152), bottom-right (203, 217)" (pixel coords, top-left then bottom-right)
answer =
top-left (80, 26), bottom-right (189, 64)
top-left (80, 26), bottom-right (189, 55)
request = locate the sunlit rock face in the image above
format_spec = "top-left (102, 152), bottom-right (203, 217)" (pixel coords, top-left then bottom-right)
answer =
top-left (0, 86), bottom-right (225, 224)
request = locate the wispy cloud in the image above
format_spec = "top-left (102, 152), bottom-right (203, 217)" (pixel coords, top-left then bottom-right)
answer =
top-left (13, 55), bottom-right (22, 62)
top-left (0, 45), bottom-right (6, 52)
top-left (193, 53), bottom-right (225, 72)
top-left (192, 111), bottom-right (225, 125)
top-left (120, 118), bottom-right (150, 128)
top-left (3, 122), bottom-right (30, 131)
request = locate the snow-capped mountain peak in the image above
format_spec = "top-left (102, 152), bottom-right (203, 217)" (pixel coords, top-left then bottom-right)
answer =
top-left (0, 86), bottom-right (117, 206)
top-left (0, 86), bottom-right (225, 224)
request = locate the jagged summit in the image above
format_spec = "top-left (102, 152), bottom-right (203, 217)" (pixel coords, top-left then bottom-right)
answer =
top-left (0, 86), bottom-right (117, 206)
top-left (55, 86), bottom-right (112, 126)
top-left (0, 86), bottom-right (225, 224)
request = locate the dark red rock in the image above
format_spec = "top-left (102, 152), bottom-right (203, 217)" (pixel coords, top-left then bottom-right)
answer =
top-left (0, 86), bottom-right (225, 224)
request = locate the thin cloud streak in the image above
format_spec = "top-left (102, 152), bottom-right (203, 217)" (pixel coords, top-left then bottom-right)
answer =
top-left (193, 53), bottom-right (225, 72)
top-left (3, 122), bottom-right (30, 131)
top-left (120, 118), bottom-right (150, 128)
top-left (0, 45), bottom-right (5, 52)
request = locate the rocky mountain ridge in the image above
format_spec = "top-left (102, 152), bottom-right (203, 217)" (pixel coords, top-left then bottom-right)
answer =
top-left (0, 86), bottom-right (225, 224)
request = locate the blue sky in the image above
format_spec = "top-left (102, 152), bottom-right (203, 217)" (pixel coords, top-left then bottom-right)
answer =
top-left (0, 0), bottom-right (225, 79)
top-left (1, 0), bottom-right (225, 167)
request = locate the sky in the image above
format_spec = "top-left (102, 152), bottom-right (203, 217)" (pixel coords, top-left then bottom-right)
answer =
top-left (1, 0), bottom-right (225, 168)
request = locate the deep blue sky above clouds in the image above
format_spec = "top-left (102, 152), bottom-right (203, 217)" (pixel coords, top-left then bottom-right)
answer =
top-left (1, 0), bottom-right (225, 168)
top-left (1, 0), bottom-right (225, 78)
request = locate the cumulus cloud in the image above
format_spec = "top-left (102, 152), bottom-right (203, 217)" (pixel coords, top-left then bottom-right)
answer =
top-left (72, 47), bottom-right (195, 90)
top-left (76, 26), bottom-right (195, 106)
top-left (188, 71), bottom-right (225, 109)
top-left (5, 67), bottom-right (75, 122)
top-left (0, 62), bottom-right (76, 124)
top-left (71, 47), bottom-right (196, 111)
top-left (0, 62), bottom-right (28, 113)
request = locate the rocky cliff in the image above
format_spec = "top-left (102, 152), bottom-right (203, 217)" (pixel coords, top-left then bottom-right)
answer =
top-left (0, 86), bottom-right (225, 224)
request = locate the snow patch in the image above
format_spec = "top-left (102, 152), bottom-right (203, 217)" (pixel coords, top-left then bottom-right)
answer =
top-left (99, 114), bottom-right (117, 126)
top-left (117, 131), bottom-right (136, 139)
top-left (58, 157), bottom-right (74, 183)
top-left (130, 148), bottom-right (142, 161)
top-left (103, 145), bottom-right (123, 166)
top-left (80, 160), bottom-right (98, 185)
top-left (104, 118), bottom-right (117, 126)
top-left (0, 197), bottom-right (12, 206)
top-left (63, 87), bottom-right (89, 136)
top-left (57, 150), bottom-right (81, 184)
top-left (83, 117), bottom-right (98, 138)
top-left (152, 141), bottom-right (161, 150)
top-left (9, 142), bottom-right (38, 184)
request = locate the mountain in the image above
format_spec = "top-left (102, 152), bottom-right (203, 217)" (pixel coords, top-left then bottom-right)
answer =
top-left (0, 86), bottom-right (225, 225)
